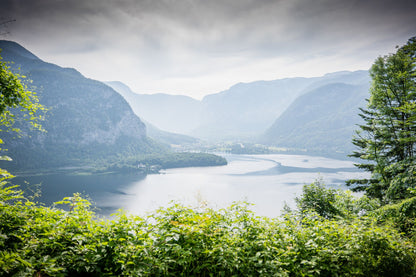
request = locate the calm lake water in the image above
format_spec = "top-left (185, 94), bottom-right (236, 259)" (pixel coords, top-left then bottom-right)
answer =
top-left (14, 154), bottom-right (368, 218)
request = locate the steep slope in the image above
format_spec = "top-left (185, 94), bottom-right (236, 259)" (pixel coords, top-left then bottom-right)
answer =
top-left (195, 71), bottom-right (370, 140)
top-left (0, 40), bottom-right (162, 170)
top-left (145, 121), bottom-right (200, 146)
top-left (105, 81), bottom-right (201, 135)
top-left (262, 82), bottom-right (370, 155)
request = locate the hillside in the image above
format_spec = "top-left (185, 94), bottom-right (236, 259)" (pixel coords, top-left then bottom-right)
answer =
top-left (196, 78), bottom-right (316, 139)
top-left (0, 40), bottom-right (164, 171)
top-left (262, 82), bottom-right (370, 155)
top-left (145, 121), bottom-right (200, 146)
top-left (194, 71), bottom-right (370, 140)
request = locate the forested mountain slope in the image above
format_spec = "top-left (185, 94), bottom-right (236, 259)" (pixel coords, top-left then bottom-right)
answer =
top-left (262, 82), bottom-right (370, 155)
top-left (0, 40), bottom-right (163, 170)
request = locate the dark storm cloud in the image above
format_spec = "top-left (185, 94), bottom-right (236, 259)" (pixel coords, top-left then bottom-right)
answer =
top-left (1, 0), bottom-right (415, 96)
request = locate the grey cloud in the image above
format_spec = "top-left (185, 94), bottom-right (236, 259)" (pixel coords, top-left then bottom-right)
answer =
top-left (3, 0), bottom-right (415, 55)
top-left (1, 0), bottom-right (415, 95)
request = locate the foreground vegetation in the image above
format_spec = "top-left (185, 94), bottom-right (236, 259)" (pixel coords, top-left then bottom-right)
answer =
top-left (1, 182), bottom-right (415, 276)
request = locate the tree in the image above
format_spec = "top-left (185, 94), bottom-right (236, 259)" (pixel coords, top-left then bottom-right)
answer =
top-left (295, 180), bottom-right (380, 219)
top-left (0, 53), bottom-right (45, 132)
top-left (347, 37), bottom-right (416, 202)
top-left (0, 51), bottom-right (46, 178)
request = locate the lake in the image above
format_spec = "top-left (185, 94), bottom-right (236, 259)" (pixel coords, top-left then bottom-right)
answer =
top-left (13, 154), bottom-right (368, 218)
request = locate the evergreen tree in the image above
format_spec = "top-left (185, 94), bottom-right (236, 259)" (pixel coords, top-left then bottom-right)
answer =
top-left (348, 37), bottom-right (416, 202)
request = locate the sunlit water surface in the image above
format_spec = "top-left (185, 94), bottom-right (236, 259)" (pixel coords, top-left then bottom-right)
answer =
top-left (15, 154), bottom-right (368, 218)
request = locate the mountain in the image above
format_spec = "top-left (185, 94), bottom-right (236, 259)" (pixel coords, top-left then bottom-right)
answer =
top-left (194, 70), bottom-right (370, 140)
top-left (105, 81), bottom-right (201, 135)
top-left (105, 81), bottom-right (200, 145)
top-left (262, 82), bottom-right (370, 155)
top-left (0, 40), bottom-right (163, 171)
top-left (145, 121), bottom-right (200, 146)
top-left (107, 71), bottom-right (370, 142)
top-left (196, 78), bottom-right (314, 140)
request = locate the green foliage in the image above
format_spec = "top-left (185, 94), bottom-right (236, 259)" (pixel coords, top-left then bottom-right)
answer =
top-left (349, 36), bottom-right (416, 202)
top-left (0, 52), bottom-right (46, 173)
top-left (104, 152), bottom-right (228, 174)
top-left (0, 53), bottom-right (46, 133)
top-left (0, 51), bottom-right (46, 196)
top-left (1, 184), bottom-right (415, 276)
top-left (135, 152), bottom-right (228, 169)
top-left (370, 196), bottom-right (416, 239)
top-left (295, 180), bottom-right (380, 220)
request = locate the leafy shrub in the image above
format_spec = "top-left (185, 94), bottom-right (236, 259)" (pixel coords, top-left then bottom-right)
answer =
top-left (295, 180), bottom-right (380, 219)
top-left (0, 184), bottom-right (415, 276)
top-left (371, 196), bottom-right (416, 239)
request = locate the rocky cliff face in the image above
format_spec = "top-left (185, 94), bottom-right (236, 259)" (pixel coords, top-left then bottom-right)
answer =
top-left (0, 40), bottom-right (156, 170)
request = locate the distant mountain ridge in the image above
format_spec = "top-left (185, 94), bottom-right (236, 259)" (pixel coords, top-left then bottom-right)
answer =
top-left (197, 77), bottom-right (316, 139)
top-left (0, 40), bottom-right (162, 170)
top-left (196, 71), bottom-right (370, 140)
top-left (105, 81), bottom-right (201, 135)
top-left (262, 81), bottom-right (370, 155)
top-left (108, 70), bottom-right (370, 144)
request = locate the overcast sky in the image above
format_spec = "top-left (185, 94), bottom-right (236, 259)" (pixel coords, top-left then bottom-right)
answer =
top-left (1, 0), bottom-right (415, 99)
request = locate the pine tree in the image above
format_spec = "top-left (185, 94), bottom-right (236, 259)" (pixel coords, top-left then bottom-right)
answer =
top-left (347, 37), bottom-right (416, 203)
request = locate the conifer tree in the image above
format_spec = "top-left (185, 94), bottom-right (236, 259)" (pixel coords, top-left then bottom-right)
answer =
top-left (348, 37), bottom-right (416, 202)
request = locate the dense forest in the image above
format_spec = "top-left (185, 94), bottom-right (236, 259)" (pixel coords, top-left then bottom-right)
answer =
top-left (105, 152), bottom-right (227, 173)
top-left (1, 38), bottom-right (415, 275)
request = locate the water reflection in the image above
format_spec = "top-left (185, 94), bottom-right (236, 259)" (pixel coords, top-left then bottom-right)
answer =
top-left (14, 173), bottom-right (146, 216)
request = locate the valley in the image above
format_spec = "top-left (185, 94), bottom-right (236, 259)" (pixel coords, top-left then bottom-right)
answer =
top-left (0, 40), bottom-right (370, 175)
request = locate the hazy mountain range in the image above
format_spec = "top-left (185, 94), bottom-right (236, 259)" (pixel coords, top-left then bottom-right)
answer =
top-left (108, 70), bottom-right (370, 155)
top-left (105, 81), bottom-right (201, 135)
top-left (0, 40), bottom-right (372, 167)
top-left (197, 70), bottom-right (369, 140)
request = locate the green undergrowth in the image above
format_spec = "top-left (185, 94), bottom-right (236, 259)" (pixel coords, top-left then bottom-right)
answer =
top-left (1, 183), bottom-right (415, 276)
top-left (370, 196), bottom-right (416, 240)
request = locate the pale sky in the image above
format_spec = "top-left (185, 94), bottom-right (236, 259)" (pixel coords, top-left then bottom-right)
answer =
top-left (1, 0), bottom-right (415, 99)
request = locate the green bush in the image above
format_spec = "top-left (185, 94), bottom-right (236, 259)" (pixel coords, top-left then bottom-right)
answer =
top-left (1, 184), bottom-right (415, 276)
top-left (295, 180), bottom-right (380, 219)
top-left (370, 196), bottom-right (416, 239)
